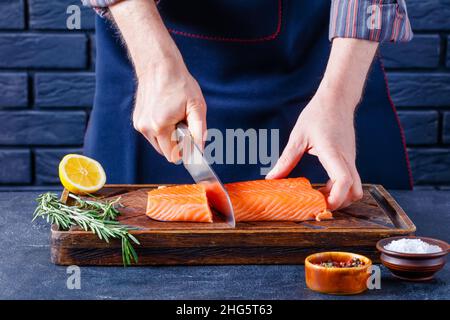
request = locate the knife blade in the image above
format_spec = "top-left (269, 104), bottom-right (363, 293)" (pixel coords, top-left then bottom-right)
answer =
top-left (175, 123), bottom-right (235, 228)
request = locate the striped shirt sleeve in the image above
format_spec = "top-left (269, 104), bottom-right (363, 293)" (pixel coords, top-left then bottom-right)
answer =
top-left (329, 0), bottom-right (413, 42)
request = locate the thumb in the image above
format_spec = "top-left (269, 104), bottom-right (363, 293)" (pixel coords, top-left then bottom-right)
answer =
top-left (186, 100), bottom-right (207, 152)
top-left (266, 139), bottom-right (305, 179)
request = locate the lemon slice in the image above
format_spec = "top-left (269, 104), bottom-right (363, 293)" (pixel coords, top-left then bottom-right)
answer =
top-left (59, 154), bottom-right (106, 195)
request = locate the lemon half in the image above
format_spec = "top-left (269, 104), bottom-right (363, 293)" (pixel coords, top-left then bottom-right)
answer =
top-left (59, 154), bottom-right (106, 195)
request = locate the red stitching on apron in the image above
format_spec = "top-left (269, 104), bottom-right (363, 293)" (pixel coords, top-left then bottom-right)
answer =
top-left (165, 0), bottom-right (283, 43)
top-left (379, 55), bottom-right (414, 190)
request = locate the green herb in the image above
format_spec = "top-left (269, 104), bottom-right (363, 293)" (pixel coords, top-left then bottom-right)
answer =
top-left (32, 192), bottom-right (139, 266)
top-left (70, 194), bottom-right (123, 221)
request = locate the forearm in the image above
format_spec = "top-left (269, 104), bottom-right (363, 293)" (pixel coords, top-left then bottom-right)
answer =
top-left (109, 0), bottom-right (183, 79)
top-left (317, 38), bottom-right (379, 110)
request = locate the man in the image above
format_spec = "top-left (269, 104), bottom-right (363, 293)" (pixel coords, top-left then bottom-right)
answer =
top-left (82, 0), bottom-right (413, 210)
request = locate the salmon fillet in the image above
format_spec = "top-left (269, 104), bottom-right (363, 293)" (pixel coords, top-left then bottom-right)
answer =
top-left (146, 184), bottom-right (213, 222)
top-left (225, 178), bottom-right (331, 222)
top-left (146, 177), bottom-right (331, 223)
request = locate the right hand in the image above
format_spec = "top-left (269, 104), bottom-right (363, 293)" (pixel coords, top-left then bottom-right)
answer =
top-left (109, 0), bottom-right (206, 163)
top-left (133, 60), bottom-right (207, 163)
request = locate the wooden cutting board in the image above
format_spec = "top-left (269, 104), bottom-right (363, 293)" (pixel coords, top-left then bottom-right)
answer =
top-left (51, 184), bottom-right (415, 265)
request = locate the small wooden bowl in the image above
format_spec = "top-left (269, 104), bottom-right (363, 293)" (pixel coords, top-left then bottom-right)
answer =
top-left (376, 236), bottom-right (449, 282)
top-left (305, 252), bottom-right (372, 295)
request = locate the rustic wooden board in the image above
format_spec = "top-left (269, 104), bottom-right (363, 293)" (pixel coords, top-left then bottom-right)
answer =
top-left (51, 184), bottom-right (416, 266)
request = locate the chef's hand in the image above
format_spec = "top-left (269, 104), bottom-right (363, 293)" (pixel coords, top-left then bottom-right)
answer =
top-left (133, 62), bottom-right (207, 163)
top-left (110, 0), bottom-right (207, 163)
top-left (266, 38), bottom-right (378, 210)
top-left (266, 92), bottom-right (363, 210)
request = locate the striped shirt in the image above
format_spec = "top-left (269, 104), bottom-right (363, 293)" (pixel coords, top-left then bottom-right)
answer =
top-left (82, 0), bottom-right (413, 42)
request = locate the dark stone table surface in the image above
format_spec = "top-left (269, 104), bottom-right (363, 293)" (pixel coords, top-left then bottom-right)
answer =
top-left (0, 190), bottom-right (448, 300)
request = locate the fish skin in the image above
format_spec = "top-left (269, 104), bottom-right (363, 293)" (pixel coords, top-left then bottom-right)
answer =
top-left (146, 178), bottom-right (331, 223)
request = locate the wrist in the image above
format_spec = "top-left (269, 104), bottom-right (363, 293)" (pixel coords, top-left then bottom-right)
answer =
top-left (110, 0), bottom-right (184, 82)
top-left (135, 45), bottom-right (184, 82)
top-left (316, 80), bottom-right (361, 113)
top-left (314, 87), bottom-right (359, 114)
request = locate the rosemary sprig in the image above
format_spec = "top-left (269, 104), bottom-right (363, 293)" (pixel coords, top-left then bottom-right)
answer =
top-left (69, 194), bottom-right (123, 221)
top-left (32, 193), bottom-right (139, 266)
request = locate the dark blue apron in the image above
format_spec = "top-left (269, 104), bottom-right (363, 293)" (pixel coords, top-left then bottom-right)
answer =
top-left (84, 0), bottom-right (413, 189)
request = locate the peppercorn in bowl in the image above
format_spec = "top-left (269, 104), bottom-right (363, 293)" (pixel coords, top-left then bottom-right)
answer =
top-left (305, 252), bottom-right (372, 295)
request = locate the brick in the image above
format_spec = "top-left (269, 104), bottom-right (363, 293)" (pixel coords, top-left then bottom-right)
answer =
top-left (407, 0), bottom-right (450, 30)
top-left (443, 113), bottom-right (450, 144)
top-left (0, 149), bottom-right (31, 184)
top-left (397, 111), bottom-right (438, 145)
top-left (386, 73), bottom-right (450, 107)
top-left (29, 0), bottom-right (95, 30)
top-left (0, 33), bottom-right (87, 69)
top-left (0, 73), bottom-right (28, 107)
top-left (0, 111), bottom-right (86, 145)
top-left (35, 73), bottom-right (95, 107)
top-left (0, 1), bottom-right (25, 29)
top-left (447, 36), bottom-right (450, 67)
top-left (408, 149), bottom-right (450, 184)
top-left (412, 185), bottom-right (437, 191)
top-left (380, 35), bottom-right (440, 68)
top-left (35, 148), bottom-right (82, 184)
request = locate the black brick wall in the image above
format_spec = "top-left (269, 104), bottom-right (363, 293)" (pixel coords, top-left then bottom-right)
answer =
top-left (0, 0), bottom-right (449, 189)
top-left (0, 0), bottom-right (92, 188)
top-left (381, 0), bottom-right (450, 188)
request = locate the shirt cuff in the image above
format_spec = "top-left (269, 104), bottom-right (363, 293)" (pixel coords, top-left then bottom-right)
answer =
top-left (329, 0), bottom-right (413, 42)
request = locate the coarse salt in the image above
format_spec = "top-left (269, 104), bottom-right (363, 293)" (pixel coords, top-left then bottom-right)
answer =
top-left (384, 238), bottom-right (442, 254)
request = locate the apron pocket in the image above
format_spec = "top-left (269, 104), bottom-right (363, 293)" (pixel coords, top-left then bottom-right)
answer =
top-left (157, 0), bottom-right (282, 42)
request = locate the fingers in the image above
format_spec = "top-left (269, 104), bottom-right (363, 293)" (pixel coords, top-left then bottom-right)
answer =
top-left (331, 158), bottom-right (363, 209)
top-left (133, 101), bottom-right (206, 163)
top-left (266, 138), bottom-right (305, 179)
top-left (317, 150), bottom-right (363, 210)
top-left (341, 157), bottom-right (363, 208)
top-left (132, 90), bottom-right (167, 158)
top-left (134, 119), bottom-right (179, 162)
top-left (318, 179), bottom-right (333, 196)
top-left (317, 150), bottom-right (353, 211)
top-left (134, 99), bottom-right (206, 163)
top-left (155, 126), bottom-right (180, 163)
top-left (186, 99), bottom-right (207, 152)
top-left (148, 136), bottom-right (163, 156)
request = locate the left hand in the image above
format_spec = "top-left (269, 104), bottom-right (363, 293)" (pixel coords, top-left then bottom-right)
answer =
top-left (266, 92), bottom-right (363, 210)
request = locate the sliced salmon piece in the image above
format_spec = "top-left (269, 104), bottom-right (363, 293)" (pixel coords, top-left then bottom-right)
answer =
top-left (146, 177), bottom-right (331, 223)
top-left (225, 178), bottom-right (330, 222)
top-left (146, 184), bottom-right (213, 222)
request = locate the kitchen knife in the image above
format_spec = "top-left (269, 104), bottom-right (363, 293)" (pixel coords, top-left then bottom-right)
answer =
top-left (176, 123), bottom-right (236, 228)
